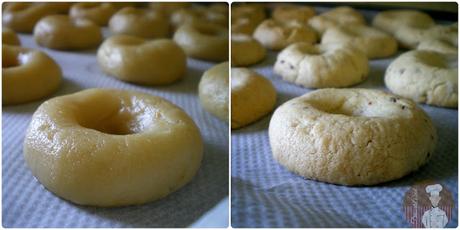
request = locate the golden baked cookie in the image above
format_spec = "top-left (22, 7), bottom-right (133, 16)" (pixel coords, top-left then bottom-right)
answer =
top-left (231, 68), bottom-right (276, 129)
top-left (2, 45), bottom-right (61, 105)
top-left (274, 42), bottom-right (369, 88)
top-left (253, 19), bottom-right (317, 51)
top-left (97, 35), bottom-right (186, 85)
top-left (199, 62), bottom-right (229, 121)
top-left (385, 50), bottom-right (457, 108)
top-left (24, 88), bottom-right (203, 207)
top-left (269, 88), bottom-right (437, 185)
top-left (34, 15), bottom-right (102, 50)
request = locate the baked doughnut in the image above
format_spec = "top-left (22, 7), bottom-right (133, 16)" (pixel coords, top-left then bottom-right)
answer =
top-left (2, 45), bottom-right (61, 105)
top-left (2, 2), bottom-right (71, 33)
top-left (173, 22), bottom-right (228, 61)
top-left (372, 10), bottom-right (435, 35)
top-left (23, 88), bottom-right (203, 207)
top-left (231, 34), bottom-right (266, 67)
top-left (253, 19), bottom-right (317, 51)
top-left (395, 23), bottom-right (458, 50)
top-left (69, 3), bottom-right (116, 26)
top-left (231, 68), bottom-right (276, 129)
top-left (321, 25), bottom-right (397, 59)
top-left (34, 15), bottom-right (102, 50)
top-left (385, 50), bottom-right (457, 108)
top-left (309, 6), bottom-right (365, 35)
top-left (3, 27), bottom-right (20, 45)
top-left (198, 62), bottom-right (229, 121)
top-left (269, 88), bottom-right (437, 185)
top-left (272, 4), bottom-right (315, 24)
top-left (274, 42), bottom-right (369, 88)
top-left (149, 2), bottom-right (191, 16)
top-left (109, 7), bottom-right (169, 39)
top-left (97, 35), bottom-right (186, 85)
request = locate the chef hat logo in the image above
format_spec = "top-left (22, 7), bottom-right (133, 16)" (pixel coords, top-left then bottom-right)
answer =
top-left (425, 184), bottom-right (443, 197)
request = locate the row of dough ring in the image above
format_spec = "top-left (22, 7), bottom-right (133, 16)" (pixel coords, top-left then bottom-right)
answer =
top-left (3, 2), bottom-right (229, 207)
top-left (230, 3), bottom-right (455, 187)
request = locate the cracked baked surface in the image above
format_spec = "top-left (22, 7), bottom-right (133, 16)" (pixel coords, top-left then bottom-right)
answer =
top-left (269, 88), bottom-right (437, 185)
top-left (273, 42), bottom-right (369, 88)
top-left (385, 50), bottom-right (458, 108)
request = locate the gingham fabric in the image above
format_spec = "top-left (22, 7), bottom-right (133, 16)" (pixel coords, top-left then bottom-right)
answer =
top-left (3, 32), bottom-right (229, 228)
top-left (231, 7), bottom-right (458, 226)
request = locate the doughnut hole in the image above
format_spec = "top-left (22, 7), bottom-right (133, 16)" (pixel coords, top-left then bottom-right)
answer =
top-left (75, 93), bottom-right (155, 135)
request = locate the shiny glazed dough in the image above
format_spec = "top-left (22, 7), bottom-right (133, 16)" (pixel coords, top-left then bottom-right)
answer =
top-left (198, 62), bottom-right (229, 121)
top-left (173, 22), bottom-right (228, 61)
top-left (34, 15), bottom-right (102, 50)
top-left (69, 2), bottom-right (116, 26)
top-left (2, 45), bottom-right (61, 105)
top-left (97, 35), bottom-right (186, 85)
top-left (23, 88), bottom-right (203, 207)
top-left (109, 7), bottom-right (169, 39)
top-left (2, 27), bottom-right (21, 45)
top-left (269, 88), bottom-right (437, 185)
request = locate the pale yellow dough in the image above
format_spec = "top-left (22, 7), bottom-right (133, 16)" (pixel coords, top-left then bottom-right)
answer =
top-left (2, 2), bottom-right (71, 33)
top-left (272, 4), bottom-right (315, 24)
top-left (231, 4), bottom-right (266, 35)
top-left (231, 68), bottom-right (276, 129)
top-left (385, 50), bottom-right (458, 108)
top-left (34, 15), bottom-right (102, 50)
top-left (23, 88), bottom-right (203, 207)
top-left (70, 3), bottom-right (116, 26)
top-left (199, 62), bottom-right (229, 121)
top-left (231, 34), bottom-right (266, 67)
top-left (2, 45), bottom-right (61, 105)
top-left (269, 88), bottom-right (437, 185)
top-left (109, 7), bottom-right (169, 39)
top-left (173, 22), bottom-right (228, 61)
top-left (372, 10), bottom-right (435, 35)
top-left (3, 27), bottom-right (21, 45)
top-left (97, 35), bottom-right (186, 85)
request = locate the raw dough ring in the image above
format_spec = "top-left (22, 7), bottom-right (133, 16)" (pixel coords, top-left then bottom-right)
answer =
top-left (34, 15), bottom-right (102, 50)
top-left (109, 7), bottom-right (169, 39)
top-left (385, 50), bottom-right (458, 108)
top-left (3, 27), bottom-right (21, 45)
top-left (70, 2), bottom-right (116, 26)
top-left (173, 22), bottom-right (228, 61)
top-left (321, 25), bottom-right (397, 59)
top-left (253, 19), bottom-right (317, 51)
top-left (231, 34), bottom-right (266, 67)
top-left (23, 88), bottom-right (203, 207)
top-left (2, 45), bottom-right (61, 105)
top-left (274, 42), bottom-right (369, 88)
top-left (231, 68), bottom-right (276, 129)
top-left (2, 2), bottom-right (71, 33)
top-left (198, 62), bottom-right (229, 121)
top-left (269, 88), bottom-right (437, 185)
top-left (372, 10), bottom-right (435, 35)
top-left (97, 35), bottom-right (186, 85)
top-left (308, 6), bottom-right (365, 35)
